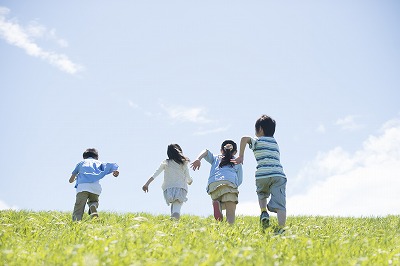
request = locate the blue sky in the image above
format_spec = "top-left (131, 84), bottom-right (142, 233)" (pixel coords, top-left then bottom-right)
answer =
top-left (1, 1), bottom-right (399, 218)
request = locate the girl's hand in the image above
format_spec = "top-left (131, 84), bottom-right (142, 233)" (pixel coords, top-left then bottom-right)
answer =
top-left (142, 185), bottom-right (149, 192)
top-left (113, 170), bottom-right (119, 177)
top-left (231, 156), bottom-right (244, 165)
top-left (190, 159), bottom-right (201, 171)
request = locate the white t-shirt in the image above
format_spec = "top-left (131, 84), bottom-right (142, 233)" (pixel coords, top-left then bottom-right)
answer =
top-left (76, 181), bottom-right (102, 195)
top-left (152, 159), bottom-right (192, 191)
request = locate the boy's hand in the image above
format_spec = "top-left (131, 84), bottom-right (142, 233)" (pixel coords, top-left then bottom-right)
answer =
top-left (190, 159), bottom-right (201, 171)
top-left (113, 171), bottom-right (119, 177)
top-left (142, 185), bottom-right (149, 192)
top-left (69, 174), bottom-right (76, 183)
top-left (231, 156), bottom-right (244, 165)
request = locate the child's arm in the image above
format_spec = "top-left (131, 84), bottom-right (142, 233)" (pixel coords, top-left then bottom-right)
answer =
top-left (69, 174), bottom-right (76, 183)
top-left (232, 136), bottom-right (251, 164)
top-left (190, 149), bottom-right (208, 171)
top-left (142, 177), bottom-right (154, 192)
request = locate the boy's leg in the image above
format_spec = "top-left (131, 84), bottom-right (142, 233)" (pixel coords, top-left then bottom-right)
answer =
top-left (276, 209), bottom-right (286, 227)
top-left (256, 178), bottom-right (272, 228)
top-left (267, 176), bottom-right (287, 227)
top-left (72, 192), bottom-right (89, 221)
top-left (225, 201), bottom-right (236, 225)
top-left (87, 193), bottom-right (99, 218)
top-left (259, 198), bottom-right (270, 228)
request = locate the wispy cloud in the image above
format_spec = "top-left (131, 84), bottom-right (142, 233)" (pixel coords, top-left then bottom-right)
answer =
top-left (237, 118), bottom-right (400, 217)
top-left (194, 126), bottom-right (230, 136)
top-left (336, 115), bottom-right (363, 131)
top-left (160, 102), bottom-right (213, 124)
top-left (316, 124), bottom-right (326, 133)
top-left (0, 6), bottom-right (82, 74)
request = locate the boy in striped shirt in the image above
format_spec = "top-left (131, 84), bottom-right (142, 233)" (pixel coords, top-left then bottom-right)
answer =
top-left (233, 115), bottom-right (286, 231)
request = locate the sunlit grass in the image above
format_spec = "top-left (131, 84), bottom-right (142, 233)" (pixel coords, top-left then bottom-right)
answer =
top-left (1, 210), bottom-right (399, 265)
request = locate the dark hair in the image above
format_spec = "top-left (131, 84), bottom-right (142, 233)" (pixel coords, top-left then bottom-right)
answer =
top-left (255, 115), bottom-right (276, 137)
top-left (219, 140), bottom-right (237, 168)
top-left (83, 148), bottom-right (99, 160)
top-left (167, 144), bottom-right (189, 165)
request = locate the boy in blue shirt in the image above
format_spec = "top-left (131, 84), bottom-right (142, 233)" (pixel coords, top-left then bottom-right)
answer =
top-left (69, 148), bottom-right (119, 221)
top-left (233, 115), bottom-right (286, 232)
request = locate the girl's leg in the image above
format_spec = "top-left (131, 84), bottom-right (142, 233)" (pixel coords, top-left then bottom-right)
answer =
top-left (225, 201), bottom-right (236, 225)
top-left (171, 201), bottom-right (182, 220)
top-left (212, 200), bottom-right (223, 221)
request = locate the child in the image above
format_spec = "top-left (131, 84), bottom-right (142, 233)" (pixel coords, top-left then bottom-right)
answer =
top-left (233, 115), bottom-right (286, 232)
top-left (69, 148), bottom-right (119, 221)
top-left (142, 144), bottom-right (193, 220)
top-left (191, 140), bottom-right (243, 225)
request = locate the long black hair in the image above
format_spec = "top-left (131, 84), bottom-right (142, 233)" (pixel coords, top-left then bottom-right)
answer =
top-left (219, 140), bottom-right (237, 168)
top-left (167, 144), bottom-right (189, 165)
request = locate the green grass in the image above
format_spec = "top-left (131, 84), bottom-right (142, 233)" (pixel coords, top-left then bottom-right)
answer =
top-left (1, 211), bottom-right (399, 265)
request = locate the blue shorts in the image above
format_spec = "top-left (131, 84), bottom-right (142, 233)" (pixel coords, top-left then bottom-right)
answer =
top-left (256, 176), bottom-right (286, 212)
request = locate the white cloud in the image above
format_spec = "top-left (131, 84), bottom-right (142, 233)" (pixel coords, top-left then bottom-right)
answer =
top-left (160, 103), bottom-right (213, 124)
top-left (237, 118), bottom-right (400, 217)
top-left (0, 6), bottom-right (82, 74)
top-left (316, 124), bottom-right (326, 133)
top-left (0, 200), bottom-right (18, 210)
top-left (336, 115), bottom-right (363, 131)
top-left (128, 100), bottom-right (139, 108)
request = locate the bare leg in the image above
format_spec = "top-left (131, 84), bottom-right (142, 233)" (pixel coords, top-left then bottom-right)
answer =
top-left (225, 202), bottom-right (236, 225)
top-left (276, 209), bottom-right (286, 227)
top-left (212, 200), bottom-right (223, 221)
top-left (259, 198), bottom-right (267, 211)
top-left (171, 201), bottom-right (182, 220)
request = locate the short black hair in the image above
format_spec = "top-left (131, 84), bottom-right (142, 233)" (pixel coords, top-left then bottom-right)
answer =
top-left (83, 148), bottom-right (99, 160)
top-left (255, 115), bottom-right (276, 137)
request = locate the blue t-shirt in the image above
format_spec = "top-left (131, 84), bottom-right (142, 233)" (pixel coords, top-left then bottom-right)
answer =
top-left (72, 158), bottom-right (119, 188)
top-left (204, 150), bottom-right (243, 192)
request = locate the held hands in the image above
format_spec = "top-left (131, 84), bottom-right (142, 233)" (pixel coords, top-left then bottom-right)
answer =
top-left (190, 159), bottom-right (201, 171)
top-left (231, 156), bottom-right (244, 165)
top-left (113, 170), bottom-right (119, 177)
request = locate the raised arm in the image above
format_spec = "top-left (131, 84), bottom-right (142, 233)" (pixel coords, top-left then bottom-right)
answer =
top-left (232, 136), bottom-right (251, 164)
top-left (190, 149), bottom-right (208, 171)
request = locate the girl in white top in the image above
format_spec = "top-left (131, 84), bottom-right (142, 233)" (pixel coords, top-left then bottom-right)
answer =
top-left (142, 144), bottom-right (193, 220)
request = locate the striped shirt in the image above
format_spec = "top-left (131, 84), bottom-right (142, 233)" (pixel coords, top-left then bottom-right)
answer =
top-left (249, 136), bottom-right (286, 179)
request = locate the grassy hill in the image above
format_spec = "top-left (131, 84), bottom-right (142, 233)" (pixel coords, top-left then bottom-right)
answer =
top-left (1, 210), bottom-right (399, 265)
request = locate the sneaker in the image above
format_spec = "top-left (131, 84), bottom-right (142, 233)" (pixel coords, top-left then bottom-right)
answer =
top-left (171, 212), bottom-right (180, 220)
top-left (275, 228), bottom-right (285, 235)
top-left (212, 201), bottom-right (223, 221)
top-left (89, 205), bottom-right (98, 218)
top-left (260, 211), bottom-right (270, 228)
